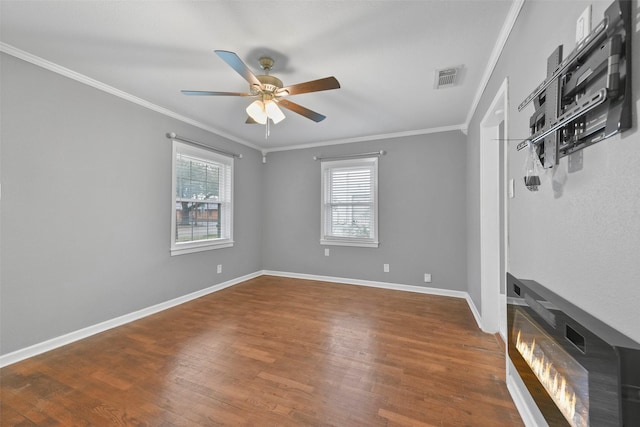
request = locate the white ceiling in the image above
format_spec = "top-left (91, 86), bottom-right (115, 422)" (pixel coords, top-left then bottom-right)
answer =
top-left (1, 1), bottom-right (515, 151)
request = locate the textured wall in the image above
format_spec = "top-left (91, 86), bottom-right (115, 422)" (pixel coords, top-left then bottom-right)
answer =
top-left (262, 132), bottom-right (468, 291)
top-left (0, 54), bottom-right (264, 354)
top-left (467, 0), bottom-right (640, 342)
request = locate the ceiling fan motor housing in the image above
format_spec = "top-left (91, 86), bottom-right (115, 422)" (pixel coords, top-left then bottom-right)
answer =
top-left (255, 75), bottom-right (283, 95)
top-left (183, 50), bottom-right (338, 123)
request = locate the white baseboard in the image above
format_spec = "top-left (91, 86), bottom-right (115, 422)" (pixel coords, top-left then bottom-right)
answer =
top-left (0, 271), bottom-right (262, 368)
top-left (263, 270), bottom-right (483, 329)
top-left (465, 294), bottom-right (483, 330)
top-left (263, 270), bottom-right (469, 298)
top-left (1, 270), bottom-right (488, 368)
top-left (506, 358), bottom-right (548, 427)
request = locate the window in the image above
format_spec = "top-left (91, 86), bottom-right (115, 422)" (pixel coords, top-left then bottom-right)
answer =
top-left (321, 157), bottom-right (379, 247)
top-left (171, 140), bottom-right (233, 255)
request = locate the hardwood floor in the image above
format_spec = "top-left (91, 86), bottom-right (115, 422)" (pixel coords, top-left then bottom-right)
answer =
top-left (1, 276), bottom-right (523, 426)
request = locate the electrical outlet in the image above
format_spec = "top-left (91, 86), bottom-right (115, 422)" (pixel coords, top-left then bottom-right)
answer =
top-left (383, 264), bottom-right (390, 273)
top-left (217, 264), bottom-right (222, 274)
top-left (325, 248), bottom-right (330, 256)
top-left (424, 273), bottom-right (432, 283)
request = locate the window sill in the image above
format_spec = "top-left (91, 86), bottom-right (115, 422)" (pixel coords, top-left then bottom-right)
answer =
top-left (171, 240), bottom-right (234, 256)
top-left (320, 239), bottom-right (379, 248)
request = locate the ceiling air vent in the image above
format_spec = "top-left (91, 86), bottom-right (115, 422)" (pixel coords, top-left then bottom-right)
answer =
top-left (434, 67), bottom-right (458, 89)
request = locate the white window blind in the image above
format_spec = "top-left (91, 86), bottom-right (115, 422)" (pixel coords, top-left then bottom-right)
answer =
top-left (171, 140), bottom-right (233, 255)
top-left (321, 157), bottom-right (379, 247)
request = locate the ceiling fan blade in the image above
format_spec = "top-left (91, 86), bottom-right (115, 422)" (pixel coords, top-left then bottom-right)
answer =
top-left (276, 76), bottom-right (340, 97)
top-left (277, 99), bottom-right (326, 122)
top-left (245, 116), bottom-right (258, 124)
top-left (181, 90), bottom-right (253, 96)
top-left (214, 50), bottom-right (263, 89)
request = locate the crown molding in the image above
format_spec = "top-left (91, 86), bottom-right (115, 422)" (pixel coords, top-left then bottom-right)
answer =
top-left (262, 124), bottom-right (467, 154)
top-left (2, 40), bottom-right (487, 154)
top-left (464, 0), bottom-right (525, 129)
top-left (0, 42), bottom-right (262, 152)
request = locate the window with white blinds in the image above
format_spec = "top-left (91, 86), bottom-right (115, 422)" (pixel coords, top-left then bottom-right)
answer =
top-left (321, 157), bottom-right (379, 247)
top-left (171, 140), bottom-right (233, 256)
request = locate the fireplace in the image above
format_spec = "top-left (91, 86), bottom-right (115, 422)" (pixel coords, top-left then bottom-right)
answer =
top-left (506, 273), bottom-right (640, 426)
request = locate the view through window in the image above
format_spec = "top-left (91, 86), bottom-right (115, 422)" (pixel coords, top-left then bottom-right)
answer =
top-left (321, 157), bottom-right (379, 248)
top-left (171, 141), bottom-right (233, 255)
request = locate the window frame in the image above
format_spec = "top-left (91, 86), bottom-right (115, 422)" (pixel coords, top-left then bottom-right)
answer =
top-left (320, 157), bottom-right (379, 248)
top-left (171, 140), bottom-right (234, 256)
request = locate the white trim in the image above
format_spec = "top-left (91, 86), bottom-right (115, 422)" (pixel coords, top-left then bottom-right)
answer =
top-left (0, 43), bottom-right (468, 153)
top-left (0, 271), bottom-right (262, 368)
top-left (0, 42), bottom-right (261, 152)
top-left (320, 157), bottom-right (379, 248)
top-left (263, 270), bottom-right (482, 329)
top-left (170, 240), bottom-right (234, 256)
top-left (506, 358), bottom-right (549, 427)
top-left (171, 140), bottom-right (234, 255)
top-left (0, 270), bottom-right (487, 367)
top-left (479, 78), bottom-right (509, 334)
top-left (320, 239), bottom-right (379, 248)
top-left (479, 117), bottom-right (501, 333)
top-left (501, 79), bottom-right (511, 341)
top-left (465, 293), bottom-right (483, 330)
top-left (262, 124), bottom-right (467, 154)
top-left (263, 270), bottom-right (468, 298)
top-left (464, 0), bottom-right (524, 129)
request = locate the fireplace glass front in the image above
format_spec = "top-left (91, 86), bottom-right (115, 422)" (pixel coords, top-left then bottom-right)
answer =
top-left (513, 309), bottom-right (589, 426)
top-left (507, 273), bottom-right (640, 427)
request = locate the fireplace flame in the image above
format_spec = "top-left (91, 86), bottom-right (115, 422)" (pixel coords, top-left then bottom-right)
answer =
top-left (516, 331), bottom-right (586, 427)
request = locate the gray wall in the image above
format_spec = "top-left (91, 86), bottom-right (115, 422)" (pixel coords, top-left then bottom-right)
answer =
top-left (0, 53), bottom-right (264, 355)
top-left (1, 52), bottom-right (468, 358)
top-left (467, 0), bottom-right (640, 342)
top-left (262, 132), bottom-right (468, 290)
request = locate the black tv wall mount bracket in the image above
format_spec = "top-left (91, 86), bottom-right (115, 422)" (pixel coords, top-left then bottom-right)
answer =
top-left (517, 0), bottom-right (632, 169)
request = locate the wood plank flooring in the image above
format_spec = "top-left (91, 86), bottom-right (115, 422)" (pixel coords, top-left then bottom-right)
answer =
top-left (1, 276), bottom-right (523, 426)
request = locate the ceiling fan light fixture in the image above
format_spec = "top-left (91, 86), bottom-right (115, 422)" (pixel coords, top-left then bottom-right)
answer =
top-left (246, 100), bottom-right (267, 124)
top-left (183, 50), bottom-right (340, 128)
top-left (265, 100), bottom-right (285, 124)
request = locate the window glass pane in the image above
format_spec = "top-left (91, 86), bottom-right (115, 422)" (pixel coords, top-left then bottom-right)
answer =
top-left (175, 202), bottom-right (220, 242)
top-left (321, 157), bottom-right (378, 246)
top-left (172, 141), bottom-right (233, 255)
top-left (329, 204), bottom-right (372, 238)
top-left (176, 154), bottom-right (221, 201)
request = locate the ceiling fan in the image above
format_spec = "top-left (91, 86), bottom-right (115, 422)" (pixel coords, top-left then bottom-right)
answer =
top-left (182, 50), bottom-right (340, 127)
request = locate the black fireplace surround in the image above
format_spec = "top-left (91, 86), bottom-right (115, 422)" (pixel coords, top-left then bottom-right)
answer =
top-left (507, 273), bottom-right (640, 426)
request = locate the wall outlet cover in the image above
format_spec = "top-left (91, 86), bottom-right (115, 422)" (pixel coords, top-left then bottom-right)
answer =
top-left (576, 5), bottom-right (592, 43)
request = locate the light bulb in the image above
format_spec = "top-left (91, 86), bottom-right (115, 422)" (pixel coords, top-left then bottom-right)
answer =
top-left (246, 100), bottom-right (267, 124)
top-left (265, 100), bottom-right (285, 124)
